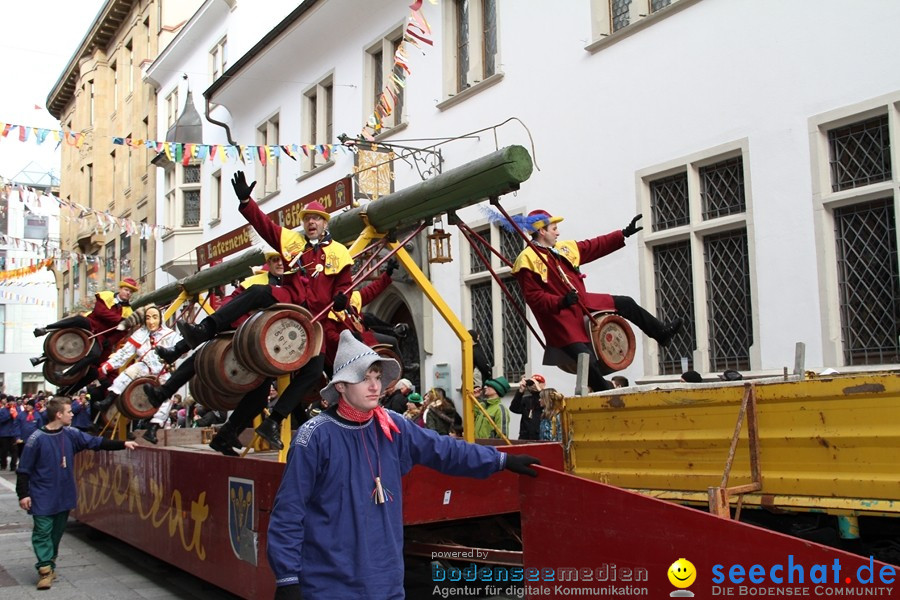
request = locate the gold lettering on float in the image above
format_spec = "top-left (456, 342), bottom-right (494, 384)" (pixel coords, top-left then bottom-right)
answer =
top-left (76, 456), bottom-right (209, 560)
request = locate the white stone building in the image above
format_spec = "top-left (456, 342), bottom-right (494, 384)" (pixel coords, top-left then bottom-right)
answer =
top-left (150, 0), bottom-right (900, 406)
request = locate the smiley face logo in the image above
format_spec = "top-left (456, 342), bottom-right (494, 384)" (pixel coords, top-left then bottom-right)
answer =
top-left (668, 558), bottom-right (696, 588)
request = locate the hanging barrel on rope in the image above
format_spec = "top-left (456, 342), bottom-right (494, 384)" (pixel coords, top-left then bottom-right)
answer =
top-left (588, 313), bottom-right (636, 375)
top-left (233, 304), bottom-right (323, 378)
top-left (117, 376), bottom-right (161, 421)
top-left (43, 357), bottom-right (89, 387)
top-left (44, 328), bottom-right (92, 365)
top-left (194, 333), bottom-right (265, 397)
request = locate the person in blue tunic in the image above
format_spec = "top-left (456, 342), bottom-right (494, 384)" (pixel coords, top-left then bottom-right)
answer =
top-left (15, 400), bottom-right (43, 459)
top-left (16, 397), bottom-right (137, 590)
top-left (267, 330), bottom-right (541, 600)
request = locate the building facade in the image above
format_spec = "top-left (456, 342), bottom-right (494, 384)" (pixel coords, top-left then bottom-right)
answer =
top-left (148, 0), bottom-right (900, 401)
top-left (46, 0), bottom-right (202, 313)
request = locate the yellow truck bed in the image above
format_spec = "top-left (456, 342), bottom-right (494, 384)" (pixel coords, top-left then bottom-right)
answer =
top-left (567, 372), bottom-right (900, 516)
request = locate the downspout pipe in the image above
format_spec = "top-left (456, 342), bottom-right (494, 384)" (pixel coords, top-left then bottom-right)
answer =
top-left (205, 97), bottom-right (235, 145)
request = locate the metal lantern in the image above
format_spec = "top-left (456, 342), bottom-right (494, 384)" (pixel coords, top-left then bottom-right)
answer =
top-left (427, 219), bottom-right (452, 264)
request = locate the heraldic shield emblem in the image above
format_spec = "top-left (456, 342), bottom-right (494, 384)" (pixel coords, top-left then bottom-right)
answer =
top-left (228, 477), bottom-right (258, 565)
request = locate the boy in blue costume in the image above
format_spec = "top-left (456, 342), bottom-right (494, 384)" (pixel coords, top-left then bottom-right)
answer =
top-left (267, 330), bottom-right (541, 599)
top-left (16, 397), bottom-right (137, 589)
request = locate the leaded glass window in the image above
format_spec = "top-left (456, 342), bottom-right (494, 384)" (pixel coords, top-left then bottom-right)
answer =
top-left (468, 226), bottom-right (490, 273)
top-left (611, 0), bottom-right (631, 32)
top-left (470, 281), bottom-right (494, 365)
top-left (828, 115), bottom-right (891, 192)
top-left (456, 0), bottom-right (470, 91)
top-left (499, 226), bottom-right (523, 263)
top-left (501, 276), bottom-right (527, 381)
top-left (654, 241), bottom-right (696, 374)
top-left (835, 198), bottom-right (900, 365)
top-left (701, 157), bottom-right (745, 220)
top-left (650, 172), bottom-right (689, 232)
top-left (651, 0), bottom-right (672, 11)
top-left (704, 229), bottom-right (752, 371)
top-left (482, 0), bottom-right (497, 78)
top-left (183, 190), bottom-right (201, 227)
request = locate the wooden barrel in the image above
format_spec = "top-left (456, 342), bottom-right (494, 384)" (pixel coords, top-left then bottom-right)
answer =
top-left (233, 304), bottom-right (323, 377)
top-left (588, 313), bottom-right (636, 375)
top-left (117, 376), bottom-right (161, 421)
top-left (195, 334), bottom-right (265, 396)
top-left (189, 377), bottom-right (242, 412)
top-left (44, 328), bottom-right (92, 365)
top-left (42, 357), bottom-right (89, 387)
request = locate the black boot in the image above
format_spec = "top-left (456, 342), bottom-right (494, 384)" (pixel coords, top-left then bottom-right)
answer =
top-left (33, 327), bottom-right (48, 338)
top-left (95, 392), bottom-right (118, 411)
top-left (142, 423), bottom-right (160, 445)
top-left (155, 345), bottom-right (183, 364)
top-left (177, 320), bottom-right (215, 349)
top-left (254, 417), bottom-right (284, 450)
top-left (30, 355), bottom-right (47, 367)
top-left (142, 383), bottom-right (170, 408)
top-left (655, 318), bottom-right (684, 347)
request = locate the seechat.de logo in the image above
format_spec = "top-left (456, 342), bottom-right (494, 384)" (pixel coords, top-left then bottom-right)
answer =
top-left (668, 558), bottom-right (696, 597)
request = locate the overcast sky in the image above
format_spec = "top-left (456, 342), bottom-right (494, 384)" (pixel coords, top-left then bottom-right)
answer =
top-left (0, 0), bottom-right (106, 183)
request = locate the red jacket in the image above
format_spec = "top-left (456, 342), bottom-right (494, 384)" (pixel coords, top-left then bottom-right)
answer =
top-left (238, 198), bottom-right (353, 363)
top-left (87, 291), bottom-right (131, 349)
top-left (513, 231), bottom-right (625, 347)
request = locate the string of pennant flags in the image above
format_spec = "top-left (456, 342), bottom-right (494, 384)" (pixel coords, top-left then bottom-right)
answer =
top-left (0, 289), bottom-right (56, 308)
top-left (0, 258), bottom-right (53, 284)
top-left (0, 1), bottom-right (435, 162)
top-left (0, 232), bottom-right (135, 272)
top-left (3, 183), bottom-right (172, 238)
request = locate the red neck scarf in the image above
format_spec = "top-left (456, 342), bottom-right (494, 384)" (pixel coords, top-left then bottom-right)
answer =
top-left (337, 399), bottom-right (400, 442)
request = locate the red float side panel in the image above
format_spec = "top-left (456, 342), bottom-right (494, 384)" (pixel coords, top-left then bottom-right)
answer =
top-left (519, 468), bottom-right (898, 599)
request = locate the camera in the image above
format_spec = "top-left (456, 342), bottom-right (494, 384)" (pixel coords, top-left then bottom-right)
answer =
top-left (525, 379), bottom-right (534, 387)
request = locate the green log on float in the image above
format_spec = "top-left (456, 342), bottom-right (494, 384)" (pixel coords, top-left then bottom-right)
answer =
top-left (131, 248), bottom-right (266, 308)
top-left (328, 145), bottom-right (533, 244)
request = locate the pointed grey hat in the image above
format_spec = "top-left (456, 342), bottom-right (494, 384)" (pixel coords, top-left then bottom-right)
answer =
top-left (320, 330), bottom-right (401, 403)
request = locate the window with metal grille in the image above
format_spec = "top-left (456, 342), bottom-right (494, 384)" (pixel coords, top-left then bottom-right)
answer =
top-left (183, 190), bottom-right (201, 227)
top-left (701, 157), bottom-right (745, 219)
top-left (650, 172), bottom-right (689, 231)
top-left (482, 0), bottom-right (497, 78)
top-left (653, 240), bottom-right (696, 374)
top-left (470, 281), bottom-right (494, 365)
top-left (105, 241), bottom-right (116, 290)
top-left (835, 198), bottom-right (900, 365)
top-left (469, 227), bottom-right (490, 274)
top-left (704, 228), bottom-right (753, 371)
top-left (828, 115), bottom-right (891, 192)
top-left (499, 226), bottom-right (523, 263)
top-left (611, 0), bottom-right (632, 32)
top-left (183, 165), bottom-right (201, 184)
top-left (501, 276), bottom-right (527, 381)
top-left (119, 233), bottom-right (131, 278)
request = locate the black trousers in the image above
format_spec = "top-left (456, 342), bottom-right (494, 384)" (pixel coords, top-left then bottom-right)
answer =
top-left (208, 285), bottom-right (277, 332)
top-left (612, 295), bottom-right (666, 341)
top-left (270, 355), bottom-right (327, 421)
top-left (46, 315), bottom-right (92, 331)
top-left (225, 378), bottom-right (276, 434)
top-left (561, 342), bottom-right (613, 392)
top-left (0, 436), bottom-right (17, 469)
top-left (158, 354), bottom-right (196, 398)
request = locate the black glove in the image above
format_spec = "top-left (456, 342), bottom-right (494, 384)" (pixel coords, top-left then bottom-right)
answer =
top-left (332, 292), bottom-right (348, 312)
top-left (561, 290), bottom-right (578, 308)
top-left (231, 171), bottom-right (257, 202)
top-left (622, 213), bottom-right (643, 238)
top-left (274, 584), bottom-right (302, 600)
top-left (384, 258), bottom-right (399, 277)
top-left (505, 454), bottom-right (541, 477)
